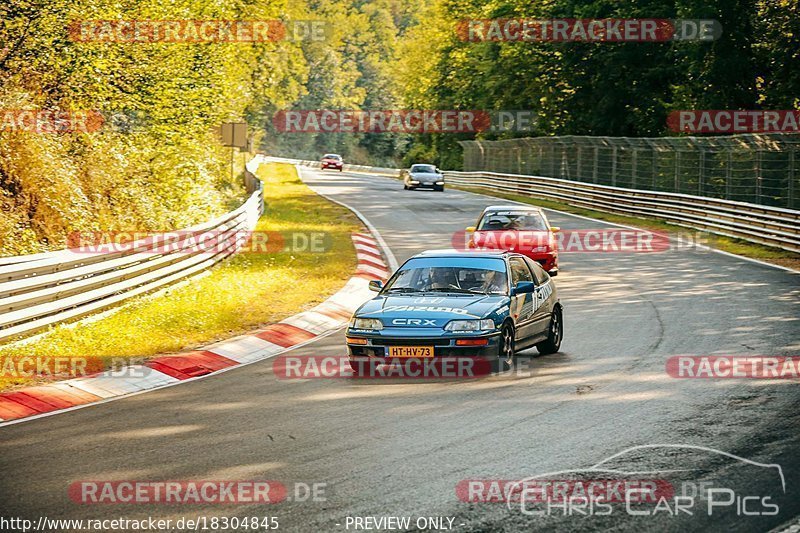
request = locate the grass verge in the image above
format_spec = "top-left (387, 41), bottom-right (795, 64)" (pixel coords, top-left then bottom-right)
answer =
top-left (0, 162), bottom-right (361, 391)
top-left (449, 184), bottom-right (800, 271)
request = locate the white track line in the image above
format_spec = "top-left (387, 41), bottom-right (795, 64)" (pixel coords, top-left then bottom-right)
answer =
top-left (298, 166), bottom-right (399, 272)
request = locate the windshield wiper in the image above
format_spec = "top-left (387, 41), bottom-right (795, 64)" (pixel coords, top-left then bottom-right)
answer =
top-left (385, 287), bottom-right (422, 293)
top-left (467, 287), bottom-right (491, 294)
top-left (427, 287), bottom-right (474, 294)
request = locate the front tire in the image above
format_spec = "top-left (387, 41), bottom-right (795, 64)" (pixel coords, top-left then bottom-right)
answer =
top-left (493, 324), bottom-right (515, 372)
top-left (536, 306), bottom-right (563, 355)
top-left (435, 186), bottom-right (444, 192)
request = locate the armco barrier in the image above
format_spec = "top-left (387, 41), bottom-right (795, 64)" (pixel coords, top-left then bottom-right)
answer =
top-left (263, 156), bottom-right (400, 177)
top-left (443, 171), bottom-right (800, 253)
top-left (284, 158), bottom-right (799, 253)
top-left (0, 159), bottom-right (264, 343)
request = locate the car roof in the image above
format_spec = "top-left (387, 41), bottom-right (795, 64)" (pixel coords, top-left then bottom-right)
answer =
top-left (322, 154), bottom-right (341, 157)
top-left (413, 249), bottom-right (512, 259)
top-left (482, 204), bottom-right (543, 213)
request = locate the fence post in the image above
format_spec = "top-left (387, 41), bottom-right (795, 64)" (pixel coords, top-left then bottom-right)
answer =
top-left (576, 146), bottom-right (583, 181)
top-left (790, 148), bottom-right (796, 209)
top-left (631, 149), bottom-right (638, 189)
top-left (699, 149), bottom-right (705, 196)
top-left (675, 151), bottom-right (680, 192)
top-left (651, 149), bottom-right (657, 190)
top-left (755, 150), bottom-right (762, 205)
top-left (593, 147), bottom-right (599, 183)
top-left (539, 146), bottom-right (544, 175)
top-left (726, 150), bottom-right (732, 200)
top-left (611, 147), bottom-right (618, 187)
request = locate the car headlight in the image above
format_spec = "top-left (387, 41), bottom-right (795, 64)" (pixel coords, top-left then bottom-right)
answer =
top-left (349, 317), bottom-right (383, 330)
top-left (444, 319), bottom-right (495, 332)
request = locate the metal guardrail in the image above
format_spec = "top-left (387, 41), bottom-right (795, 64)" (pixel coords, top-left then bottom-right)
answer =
top-left (284, 157), bottom-right (799, 253)
top-left (265, 156), bottom-right (400, 177)
top-left (444, 170), bottom-right (800, 253)
top-left (460, 134), bottom-right (800, 210)
top-left (0, 162), bottom-right (264, 343)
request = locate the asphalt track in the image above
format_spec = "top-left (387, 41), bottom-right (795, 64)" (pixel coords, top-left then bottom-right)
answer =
top-left (0, 168), bottom-right (798, 533)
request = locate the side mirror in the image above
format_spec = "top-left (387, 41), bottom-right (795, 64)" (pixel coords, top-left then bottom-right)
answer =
top-left (511, 281), bottom-right (535, 295)
top-left (435, 168), bottom-right (441, 174)
top-left (465, 226), bottom-right (476, 232)
top-left (368, 280), bottom-right (384, 292)
top-left (550, 226), bottom-right (561, 232)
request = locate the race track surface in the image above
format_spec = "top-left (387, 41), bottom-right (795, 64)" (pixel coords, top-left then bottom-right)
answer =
top-left (1, 168), bottom-right (798, 532)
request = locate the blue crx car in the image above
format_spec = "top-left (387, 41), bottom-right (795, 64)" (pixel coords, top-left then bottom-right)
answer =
top-left (346, 250), bottom-right (563, 372)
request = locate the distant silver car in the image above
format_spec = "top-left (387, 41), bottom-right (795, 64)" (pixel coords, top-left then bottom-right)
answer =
top-left (402, 164), bottom-right (444, 191)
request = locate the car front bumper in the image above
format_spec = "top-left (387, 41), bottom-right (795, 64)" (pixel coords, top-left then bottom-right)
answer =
top-left (408, 183), bottom-right (444, 188)
top-left (346, 330), bottom-right (501, 360)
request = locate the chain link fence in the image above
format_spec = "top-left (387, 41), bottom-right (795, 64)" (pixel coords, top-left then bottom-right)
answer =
top-left (459, 134), bottom-right (800, 209)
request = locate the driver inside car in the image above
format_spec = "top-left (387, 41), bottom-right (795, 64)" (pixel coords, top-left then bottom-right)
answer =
top-left (429, 268), bottom-right (458, 290)
top-left (480, 270), bottom-right (506, 294)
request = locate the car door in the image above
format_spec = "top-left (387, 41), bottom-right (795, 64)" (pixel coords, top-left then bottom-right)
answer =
top-left (525, 257), bottom-right (554, 340)
top-left (508, 256), bottom-right (536, 346)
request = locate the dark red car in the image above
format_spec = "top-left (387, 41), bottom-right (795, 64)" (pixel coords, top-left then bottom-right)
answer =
top-left (467, 205), bottom-right (559, 275)
top-left (321, 153), bottom-right (343, 171)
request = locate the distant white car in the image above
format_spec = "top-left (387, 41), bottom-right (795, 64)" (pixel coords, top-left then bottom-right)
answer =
top-left (403, 164), bottom-right (444, 191)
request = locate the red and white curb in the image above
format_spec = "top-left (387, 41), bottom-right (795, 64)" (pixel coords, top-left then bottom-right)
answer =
top-left (0, 233), bottom-right (389, 425)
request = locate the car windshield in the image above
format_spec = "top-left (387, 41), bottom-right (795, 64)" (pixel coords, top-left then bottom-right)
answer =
top-left (383, 257), bottom-right (508, 295)
top-left (323, 154), bottom-right (341, 160)
top-left (410, 164), bottom-right (436, 174)
top-left (477, 211), bottom-right (548, 231)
